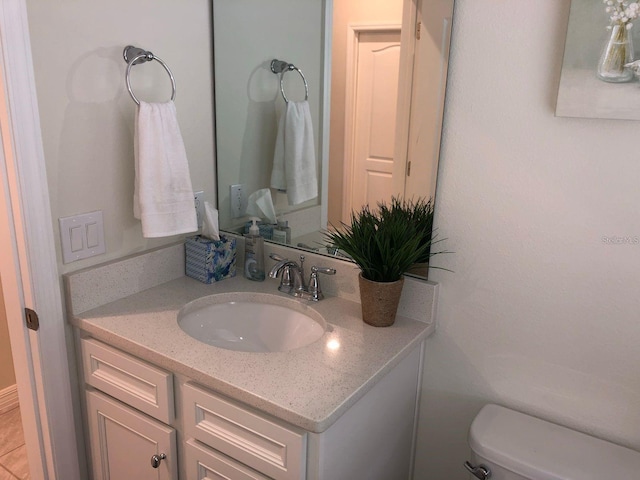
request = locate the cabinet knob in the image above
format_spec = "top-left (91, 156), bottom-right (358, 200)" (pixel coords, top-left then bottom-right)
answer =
top-left (150, 453), bottom-right (166, 468)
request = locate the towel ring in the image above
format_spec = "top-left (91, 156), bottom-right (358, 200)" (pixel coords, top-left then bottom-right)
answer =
top-left (124, 45), bottom-right (176, 106)
top-left (270, 59), bottom-right (308, 103)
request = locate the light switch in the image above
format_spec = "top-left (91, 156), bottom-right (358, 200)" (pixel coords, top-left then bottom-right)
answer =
top-left (70, 226), bottom-right (84, 252)
top-left (86, 222), bottom-right (99, 248)
top-left (59, 210), bottom-right (106, 264)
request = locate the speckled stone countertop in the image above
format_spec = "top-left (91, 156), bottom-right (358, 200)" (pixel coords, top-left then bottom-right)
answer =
top-left (69, 273), bottom-right (433, 433)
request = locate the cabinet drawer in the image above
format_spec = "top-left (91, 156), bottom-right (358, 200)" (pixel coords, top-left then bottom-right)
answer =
top-left (185, 439), bottom-right (270, 480)
top-left (182, 382), bottom-right (306, 480)
top-left (81, 338), bottom-right (174, 423)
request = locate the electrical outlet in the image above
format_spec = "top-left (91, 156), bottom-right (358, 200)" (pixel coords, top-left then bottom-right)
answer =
top-left (230, 184), bottom-right (246, 218)
top-left (194, 191), bottom-right (204, 228)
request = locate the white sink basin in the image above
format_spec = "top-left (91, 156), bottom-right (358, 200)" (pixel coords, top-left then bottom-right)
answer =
top-left (177, 293), bottom-right (326, 352)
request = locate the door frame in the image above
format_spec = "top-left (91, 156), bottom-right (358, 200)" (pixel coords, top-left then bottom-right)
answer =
top-left (0, 1), bottom-right (81, 479)
top-left (393, 0), bottom-right (420, 198)
top-left (341, 23), bottom-right (402, 223)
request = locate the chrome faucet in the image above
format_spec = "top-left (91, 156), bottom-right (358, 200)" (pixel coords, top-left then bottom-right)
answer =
top-left (268, 254), bottom-right (306, 295)
top-left (269, 253), bottom-right (335, 301)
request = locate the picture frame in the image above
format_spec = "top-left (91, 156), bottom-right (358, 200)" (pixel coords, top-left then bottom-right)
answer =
top-left (556, 0), bottom-right (640, 120)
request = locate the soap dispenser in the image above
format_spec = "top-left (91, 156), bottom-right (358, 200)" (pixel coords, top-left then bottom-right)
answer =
top-left (244, 217), bottom-right (265, 281)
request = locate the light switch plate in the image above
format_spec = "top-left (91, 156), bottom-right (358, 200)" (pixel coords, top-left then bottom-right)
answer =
top-left (59, 211), bottom-right (106, 264)
top-left (230, 184), bottom-right (246, 218)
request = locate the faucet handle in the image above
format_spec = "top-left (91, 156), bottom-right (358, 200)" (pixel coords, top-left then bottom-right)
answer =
top-left (307, 266), bottom-right (336, 301)
top-left (312, 266), bottom-right (336, 276)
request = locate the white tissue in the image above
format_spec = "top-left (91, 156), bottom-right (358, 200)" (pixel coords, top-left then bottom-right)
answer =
top-left (201, 201), bottom-right (220, 241)
top-left (245, 188), bottom-right (277, 224)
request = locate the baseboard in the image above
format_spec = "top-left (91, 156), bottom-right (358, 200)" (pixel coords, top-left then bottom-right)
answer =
top-left (0, 384), bottom-right (19, 414)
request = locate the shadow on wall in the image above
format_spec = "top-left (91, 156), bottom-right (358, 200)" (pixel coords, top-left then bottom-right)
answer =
top-left (415, 327), bottom-right (640, 480)
top-left (56, 47), bottom-right (135, 254)
top-left (236, 63), bottom-right (279, 220)
top-left (414, 332), bottom-right (495, 480)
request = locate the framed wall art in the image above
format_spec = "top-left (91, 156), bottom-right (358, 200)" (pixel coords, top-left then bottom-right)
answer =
top-left (556, 0), bottom-right (640, 120)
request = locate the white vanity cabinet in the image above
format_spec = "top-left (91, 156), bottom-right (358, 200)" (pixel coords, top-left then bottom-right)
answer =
top-left (79, 336), bottom-right (423, 480)
top-left (80, 338), bottom-right (178, 480)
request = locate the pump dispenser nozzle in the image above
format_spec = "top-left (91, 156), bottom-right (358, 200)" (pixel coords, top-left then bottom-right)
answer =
top-left (249, 217), bottom-right (260, 236)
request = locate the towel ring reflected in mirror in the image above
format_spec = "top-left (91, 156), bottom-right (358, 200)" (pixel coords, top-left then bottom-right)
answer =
top-left (271, 59), bottom-right (309, 103)
top-left (123, 45), bottom-right (176, 106)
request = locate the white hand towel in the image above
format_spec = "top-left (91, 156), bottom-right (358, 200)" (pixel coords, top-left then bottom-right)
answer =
top-left (270, 101), bottom-right (318, 206)
top-left (134, 101), bottom-right (197, 238)
top-left (270, 104), bottom-right (286, 191)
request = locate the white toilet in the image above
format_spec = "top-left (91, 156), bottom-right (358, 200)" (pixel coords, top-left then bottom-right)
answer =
top-left (466, 404), bottom-right (640, 479)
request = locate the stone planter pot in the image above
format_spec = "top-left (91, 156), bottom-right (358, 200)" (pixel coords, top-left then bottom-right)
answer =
top-left (358, 273), bottom-right (404, 327)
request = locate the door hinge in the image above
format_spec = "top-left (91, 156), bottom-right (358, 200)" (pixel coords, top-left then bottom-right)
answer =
top-left (25, 307), bottom-right (40, 331)
top-left (407, 161), bottom-right (412, 176)
top-left (416, 21), bottom-right (421, 40)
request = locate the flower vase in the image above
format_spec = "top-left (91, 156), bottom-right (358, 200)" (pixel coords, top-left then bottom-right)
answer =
top-left (597, 23), bottom-right (635, 83)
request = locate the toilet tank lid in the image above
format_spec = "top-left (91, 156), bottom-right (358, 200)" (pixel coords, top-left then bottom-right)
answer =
top-left (469, 404), bottom-right (640, 480)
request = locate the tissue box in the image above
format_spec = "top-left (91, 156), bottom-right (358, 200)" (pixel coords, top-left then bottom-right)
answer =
top-left (185, 235), bottom-right (236, 284)
top-left (243, 220), bottom-right (274, 240)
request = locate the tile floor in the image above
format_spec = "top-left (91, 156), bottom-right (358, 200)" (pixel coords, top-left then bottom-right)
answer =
top-left (0, 406), bottom-right (29, 480)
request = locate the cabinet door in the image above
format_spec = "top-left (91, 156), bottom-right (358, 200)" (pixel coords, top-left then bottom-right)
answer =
top-left (86, 390), bottom-right (177, 480)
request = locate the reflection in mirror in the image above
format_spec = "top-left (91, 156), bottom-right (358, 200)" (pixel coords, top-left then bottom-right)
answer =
top-left (213, 0), bottom-right (325, 230)
top-left (213, 0), bottom-right (454, 279)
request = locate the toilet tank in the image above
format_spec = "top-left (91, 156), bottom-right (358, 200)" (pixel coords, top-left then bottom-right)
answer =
top-left (467, 404), bottom-right (640, 480)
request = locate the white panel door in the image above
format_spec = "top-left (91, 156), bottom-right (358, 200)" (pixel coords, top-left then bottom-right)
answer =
top-left (348, 30), bottom-right (401, 217)
top-left (86, 390), bottom-right (177, 480)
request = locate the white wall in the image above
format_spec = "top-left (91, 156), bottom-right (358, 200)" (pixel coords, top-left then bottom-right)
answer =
top-left (416, 1), bottom-right (640, 478)
top-left (26, 0), bottom-right (215, 274)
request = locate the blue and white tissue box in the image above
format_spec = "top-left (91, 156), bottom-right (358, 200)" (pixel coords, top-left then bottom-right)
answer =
top-left (243, 220), bottom-right (274, 239)
top-left (185, 235), bottom-right (236, 284)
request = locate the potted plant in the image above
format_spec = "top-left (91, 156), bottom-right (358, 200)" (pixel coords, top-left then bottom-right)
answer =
top-left (324, 197), bottom-right (435, 327)
top-left (382, 197), bottom-right (435, 277)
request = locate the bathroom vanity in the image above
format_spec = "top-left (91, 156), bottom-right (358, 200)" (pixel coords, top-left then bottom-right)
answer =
top-left (65, 243), bottom-right (437, 480)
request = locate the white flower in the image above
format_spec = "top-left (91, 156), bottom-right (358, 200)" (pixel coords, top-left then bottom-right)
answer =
top-left (605, 1), bottom-right (640, 25)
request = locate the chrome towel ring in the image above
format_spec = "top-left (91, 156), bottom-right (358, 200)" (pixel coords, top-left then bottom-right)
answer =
top-left (270, 59), bottom-right (309, 103)
top-left (123, 45), bottom-right (176, 106)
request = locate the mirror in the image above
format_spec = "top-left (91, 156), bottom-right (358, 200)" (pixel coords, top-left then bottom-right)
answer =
top-left (213, 0), bottom-right (454, 278)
